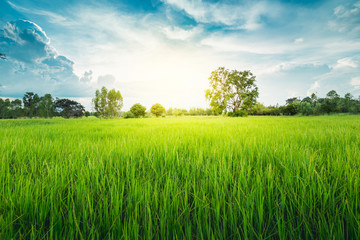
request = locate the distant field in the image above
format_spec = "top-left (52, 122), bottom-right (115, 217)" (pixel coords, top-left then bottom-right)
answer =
top-left (0, 116), bottom-right (359, 239)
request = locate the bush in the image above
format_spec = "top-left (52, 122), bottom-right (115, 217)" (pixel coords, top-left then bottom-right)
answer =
top-left (235, 110), bottom-right (248, 117)
top-left (123, 111), bottom-right (135, 119)
top-left (228, 110), bottom-right (248, 117)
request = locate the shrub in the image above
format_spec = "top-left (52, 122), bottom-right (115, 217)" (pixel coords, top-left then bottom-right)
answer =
top-left (228, 110), bottom-right (248, 117)
top-left (123, 111), bottom-right (135, 119)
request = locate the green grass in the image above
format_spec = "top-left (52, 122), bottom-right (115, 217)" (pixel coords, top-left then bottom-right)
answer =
top-left (0, 115), bottom-right (359, 239)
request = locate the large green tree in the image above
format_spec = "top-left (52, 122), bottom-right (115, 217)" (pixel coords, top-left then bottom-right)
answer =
top-left (10, 99), bottom-right (23, 118)
top-left (93, 86), bottom-right (123, 118)
top-left (39, 94), bottom-right (55, 118)
top-left (205, 67), bottom-right (259, 114)
top-left (130, 103), bottom-right (146, 118)
top-left (55, 98), bottom-right (85, 118)
top-left (150, 103), bottom-right (165, 117)
top-left (23, 92), bottom-right (40, 118)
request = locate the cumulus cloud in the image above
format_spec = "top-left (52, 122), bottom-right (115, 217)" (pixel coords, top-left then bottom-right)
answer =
top-left (0, 20), bottom-right (92, 97)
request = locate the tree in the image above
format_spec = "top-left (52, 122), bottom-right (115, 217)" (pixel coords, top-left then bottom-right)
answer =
top-left (340, 93), bottom-right (354, 112)
top-left (299, 102), bottom-right (312, 116)
top-left (324, 90), bottom-right (340, 113)
top-left (301, 96), bottom-right (312, 104)
top-left (130, 103), bottom-right (146, 118)
top-left (0, 98), bottom-right (11, 118)
top-left (23, 92), bottom-right (40, 118)
top-left (286, 97), bottom-right (298, 105)
top-left (205, 67), bottom-right (258, 114)
top-left (39, 94), bottom-right (55, 118)
top-left (150, 103), bottom-right (165, 117)
top-left (11, 99), bottom-right (23, 118)
top-left (93, 86), bottom-right (123, 118)
top-left (55, 98), bottom-right (85, 118)
top-left (310, 93), bottom-right (317, 106)
top-left (93, 87), bottom-right (107, 117)
top-left (107, 89), bottom-right (123, 118)
top-left (327, 90), bottom-right (339, 100)
top-left (283, 103), bottom-right (298, 115)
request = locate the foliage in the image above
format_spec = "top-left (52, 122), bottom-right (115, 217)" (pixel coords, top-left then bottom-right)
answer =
top-left (23, 92), bottom-right (40, 118)
top-left (0, 116), bottom-right (360, 239)
top-left (205, 67), bottom-right (259, 114)
top-left (38, 94), bottom-right (55, 118)
top-left (55, 98), bottom-right (85, 118)
top-left (130, 103), bottom-right (146, 118)
top-left (1, 92), bottom-right (85, 119)
top-left (123, 111), bottom-right (135, 119)
top-left (150, 103), bottom-right (165, 117)
top-left (93, 86), bottom-right (123, 118)
top-left (250, 102), bottom-right (281, 116)
top-left (299, 102), bottom-right (312, 116)
top-left (227, 109), bottom-right (248, 117)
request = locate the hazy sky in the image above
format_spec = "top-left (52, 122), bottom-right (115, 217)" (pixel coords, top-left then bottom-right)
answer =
top-left (1, 0), bottom-right (360, 110)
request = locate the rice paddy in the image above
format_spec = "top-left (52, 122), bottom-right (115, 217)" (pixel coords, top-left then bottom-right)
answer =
top-left (0, 115), bottom-right (359, 239)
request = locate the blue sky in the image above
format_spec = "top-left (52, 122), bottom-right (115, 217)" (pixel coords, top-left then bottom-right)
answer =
top-left (1, 0), bottom-right (360, 110)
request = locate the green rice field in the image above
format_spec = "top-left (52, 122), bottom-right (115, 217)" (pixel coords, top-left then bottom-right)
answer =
top-left (0, 115), bottom-right (359, 239)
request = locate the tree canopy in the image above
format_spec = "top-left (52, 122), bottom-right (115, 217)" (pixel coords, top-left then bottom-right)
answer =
top-left (205, 67), bottom-right (259, 114)
top-left (150, 103), bottom-right (165, 117)
top-left (0, 92), bottom-right (85, 119)
top-left (23, 92), bottom-right (40, 118)
top-left (55, 98), bottom-right (85, 118)
top-left (130, 103), bottom-right (146, 118)
top-left (93, 86), bottom-right (123, 118)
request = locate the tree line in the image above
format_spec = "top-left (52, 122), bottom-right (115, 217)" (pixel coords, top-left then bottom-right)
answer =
top-left (1, 67), bottom-right (359, 119)
top-left (250, 91), bottom-right (360, 116)
top-left (0, 92), bottom-right (86, 119)
top-left (205, 67), bottom-right (360, 116)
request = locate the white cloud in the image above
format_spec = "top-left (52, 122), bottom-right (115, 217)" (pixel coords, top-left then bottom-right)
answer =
top-left (200, 35), bottom-right (292, 54)
top-left (7, 1), bottom-right (68, 24)
top-left (329, 2), bottom-right (360, 33)
top-left (350, 76), bottom-right (360, 89)
top-left (0, 20), bottom-right (92, 97)
top-left (294, 38), bottom-right (304, 44)
top-left (163, 26), bottom-right (201, 40)
top-left (332, 57), bottom-right (358, 69)
top-left (307, 81), bottom-right (320, 96)
top-left (162, 0), bottom-right (281, 30)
